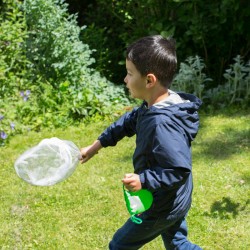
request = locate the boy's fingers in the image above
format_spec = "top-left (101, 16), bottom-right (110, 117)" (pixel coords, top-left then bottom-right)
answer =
top-left (123, 173), bottom-right (134, 180)
top-left (124, 184), bottom-right (133, 191)
top-left (122, 173), bottom-right (140, 184)
top-left (80, 154), bottom-right (90, 164)
top-left (122, 179), bottom-right (132, 185)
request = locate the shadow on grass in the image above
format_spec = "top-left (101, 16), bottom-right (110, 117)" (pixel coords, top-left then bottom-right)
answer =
top-left (197, 127), bottom-right (250, 160)
top-left (204, 197), bottom-right (249, 219)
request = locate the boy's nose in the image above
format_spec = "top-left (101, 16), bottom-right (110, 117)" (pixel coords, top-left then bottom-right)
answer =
top-left (124, 76), bottom-right (128, 85)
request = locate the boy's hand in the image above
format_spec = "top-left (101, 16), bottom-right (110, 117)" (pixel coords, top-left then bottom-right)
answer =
top-left (80, 140), bottom-right (102, 164)
top-left (122, 173), bottom-right (142, 192)
top-left (80, 145), bottom-right (96, 163)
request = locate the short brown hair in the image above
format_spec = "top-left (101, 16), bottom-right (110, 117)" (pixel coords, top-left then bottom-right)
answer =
top-left (126, 35), bottom-right (177, 88)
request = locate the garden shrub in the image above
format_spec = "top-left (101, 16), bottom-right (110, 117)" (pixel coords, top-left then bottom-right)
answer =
top-left (0, 0), bottom-right (30, 98)
top-left (0, 0), bottom-right (32, 145)
top-left (77, 0), bottom-right (249, 86)
top-left (24, 0), bottom-right (94, 86)
top-left (172, 55), bottom-right (212, 99)
top-left (1, 0), bottom-right (248, 146)
top-left (172, 55), bottom-right (250, 109)
top-left (23, 0), bottom-right (130, 117)
top-left (204, 56), bottom-right (250, 108)
top-left (0, 0), bottom-right (131, 145)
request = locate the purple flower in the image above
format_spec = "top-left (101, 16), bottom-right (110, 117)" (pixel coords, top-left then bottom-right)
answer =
top-left (0, 114), bottom-right (4, 121)
top-left (10, 122), bottom-right (15, 130)
top-left (0, 131), bottom-right (7, 140)
top-left (20, 90), bottom-right (31, 101)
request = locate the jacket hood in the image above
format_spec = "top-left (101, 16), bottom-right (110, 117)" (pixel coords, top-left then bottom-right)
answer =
top-left (142, 92), bottom-right (202, 142)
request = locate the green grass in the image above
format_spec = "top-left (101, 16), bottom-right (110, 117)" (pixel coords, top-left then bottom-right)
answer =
top-left (0, 111), bottom-right (249, 250)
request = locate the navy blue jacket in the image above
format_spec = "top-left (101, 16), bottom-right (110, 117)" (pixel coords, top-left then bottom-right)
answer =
top-left (98, 92), bottom-right (202, 219)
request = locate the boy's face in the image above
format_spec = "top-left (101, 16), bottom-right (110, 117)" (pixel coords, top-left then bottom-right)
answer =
top-left (124, 59), bottom-right (147, 100)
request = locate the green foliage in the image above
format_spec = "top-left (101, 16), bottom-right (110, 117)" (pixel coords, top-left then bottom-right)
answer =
top-left (0, 109), bottom-right (14, 146)
top-left (172, 55), bottom-right (250, 108)
top-left (0, 0), bottom-right (31, 98)
top-left (172, 56), bottom-right (212, 99)
top-left (1, 0), bottom-right (248, 145)
top-left (24, 0), bottom-right (94, 86)
top-left (0, 112), bottom-right (249, 248)
top-left (23, 0), bottom-right (130, 118)
top-left (80, 24), bottom-right (112, 79)
top-left (223, 56), bottom-right (250, 105)
top-left (80, 0), bottom-right (249, 85)
top-left (0, 0), bottom-right (130, 145)
top-left (0, 0), bottom-right (32, 145)
top-left (204, 56), bottom-right (250, 108)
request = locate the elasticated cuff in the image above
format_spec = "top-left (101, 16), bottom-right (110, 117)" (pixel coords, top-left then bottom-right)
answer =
top-left (139, 173), bottom-right (147, 189)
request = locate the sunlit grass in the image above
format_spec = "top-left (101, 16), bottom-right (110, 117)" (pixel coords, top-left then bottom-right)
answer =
top-left (0, 110), bottom-right (249, 249)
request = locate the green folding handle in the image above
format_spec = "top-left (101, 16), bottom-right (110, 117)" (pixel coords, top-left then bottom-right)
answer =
top-left (123, 185), bottom-right (153, 224)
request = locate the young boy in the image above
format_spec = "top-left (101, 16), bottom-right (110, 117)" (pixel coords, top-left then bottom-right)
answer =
top-left (80, 35), bottom-right (202, 250)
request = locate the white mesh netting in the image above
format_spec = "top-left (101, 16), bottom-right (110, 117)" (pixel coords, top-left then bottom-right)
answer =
top-left (14, 137), bottom-right (81, 186)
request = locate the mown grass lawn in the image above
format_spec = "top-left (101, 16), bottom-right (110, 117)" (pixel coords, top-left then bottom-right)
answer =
top-left (0, 110), bottom-right (249, 250)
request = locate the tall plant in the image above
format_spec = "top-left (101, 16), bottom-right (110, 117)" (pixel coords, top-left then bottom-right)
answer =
top-left (172, 56), bottom-right (212, 99)
top-left (203, 56), bottom-right (250, 108)
top-left (24, 0), bottom-right (94, 87)
top-left (23, 0), bottom-right (130, 119)
top-left (223, 56), bottom-right (250, 105)
top-left (0, 0), bottom-right (30, 98)
top-left (0, 0), bottom-right (31, 145)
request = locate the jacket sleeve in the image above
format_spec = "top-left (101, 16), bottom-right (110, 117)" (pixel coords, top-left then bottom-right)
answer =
top-left (98, 108), bottom-right (138, 147)
top-left (139, 122), bottom-right (191, 192)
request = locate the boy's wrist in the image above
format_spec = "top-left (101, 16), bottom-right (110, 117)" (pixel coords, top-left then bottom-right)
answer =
top-left (91, 140), bottom-right (102, 154)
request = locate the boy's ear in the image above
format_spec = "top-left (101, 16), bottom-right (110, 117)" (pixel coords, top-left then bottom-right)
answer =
top-left (146, 73), bottom-right (157, 88)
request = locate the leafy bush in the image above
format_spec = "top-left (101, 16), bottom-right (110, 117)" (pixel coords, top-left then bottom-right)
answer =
top-left (0, 0), bottom-right (131, 146)
top-left (76, 0), bottom-right (249, 85)
top-left (172, 55), bottom-right (212, 99)
top-left (23, 0), bottom-right (130, 117)
top-left (172, 55), bottom-right (249, 109)
top-left (24, 0), bottom-right (94, 86)
top-left (0, 0), bottom-right (32, 145)
top-left (1, 0), bottom-right (248, 146)
top-left (0, 0), bottom-right (31, 98)
top-left (80, 24), bottom-right (113, 79)
top-left (204, 56), bottom-right (250, 108)
top-left (223, 56), bottom-right (250, 105)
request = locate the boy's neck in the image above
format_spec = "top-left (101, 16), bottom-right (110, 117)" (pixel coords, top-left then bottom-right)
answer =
top-left (146, 89), bottom-right (169, 107)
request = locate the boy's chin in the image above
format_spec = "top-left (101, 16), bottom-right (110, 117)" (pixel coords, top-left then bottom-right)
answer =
top-left (129, 91), bottom-right (143, 100)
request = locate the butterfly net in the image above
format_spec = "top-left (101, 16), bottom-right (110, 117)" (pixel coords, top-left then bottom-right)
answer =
top-left (14, 137), bottom-right (81, 186)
